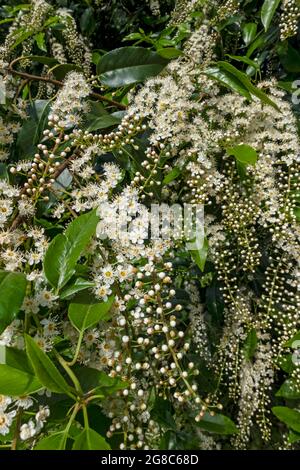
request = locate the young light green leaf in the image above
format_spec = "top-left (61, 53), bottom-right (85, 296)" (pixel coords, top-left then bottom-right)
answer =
top-left (25, 334), bottom-right (71, 394)
top-left (226, 144), bottom-right (258, 165)
top-left (0, 271), bottom-right (27, 335)
top-left (68, 295), bottom-right (115, 332)
top-left (196, 412), bottom-right (238, 435)
top-left (34, 432), bottom-right (66, 450)
top-left (0, 364), bottom-right (41, 396)
top-left (97, 47), bottom-right (168, 87)
top-left (272, 407), bottom-right (300, 432)
top-left (190, 237), bottom-right (208, 273)
top-left (243, 328), bottom-right (258, 360)
top-left (43, 209), bottom-right (99, 290)
top-left (261, 0), bottom-right (281, 31)
top-left (72, 428), bottom-right (111, 450)
top-left (163, 167), bottom-right (181, 185)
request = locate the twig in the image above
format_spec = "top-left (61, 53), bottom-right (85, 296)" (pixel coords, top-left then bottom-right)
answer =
top-left (7, 57), bottom-right (126, 110)
top-left (11, 408), bottom-right (23, 451)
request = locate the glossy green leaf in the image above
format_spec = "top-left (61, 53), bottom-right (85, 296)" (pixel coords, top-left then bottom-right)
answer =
top-left (196, 412), bottom-right (238, 435)
top-left (205, 66), bottom-right (251, 100)
top-left (43, 209), bottom-right (99, 290)
top-left (226, 54), bottom-right (259, 70)
top-left (242, 23), bottom-right (257, 46)
top-left (68, 295), bottom-right (115, 332)
top-left (87, 114), bottom-right (121, 132)
top-left (59, 278), bottom-right (95, 300)
top-left (272, 407), bottom-right (300, 432)
top-left (97, 47), bottom-right (168, 87)
top-left (74, 366), bottom-right (127, 395)
top-left (261, 0), bottom-right (281, 31)
top-left (216, 62), bottom-right (279, 110)
top-left (0, 271), bottom-right (27, 335)
top-left (72, 428), bottom-right (111, 450)
top-left (25, 334), bottom-right (71, 394)
top-left (34, 32), bottom-right (47, 52)
top-left (227, 144), bottom-right (258, 165)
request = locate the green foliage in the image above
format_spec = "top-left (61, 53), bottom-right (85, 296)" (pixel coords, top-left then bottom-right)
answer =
top-left (0, 271), bottom-right (27, 334)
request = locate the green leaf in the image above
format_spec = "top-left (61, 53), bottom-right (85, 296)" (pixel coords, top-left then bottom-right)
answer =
top-left (0, 364), bottom-right (41, 396)
top-left (27, 55), bottom-right (59, 66)
top-left (25, 334), bottom-right (71, 394)
top-left (51, 64), bottom-right (83, 81)
top-left (74, 366), bottom-right (127, 395)
top-left (72, 428), bottom-right (111, 450)
top-left (59, 278), bottom-right (95, 300)
top-left (87, 114), bottom-right (121, 132)
top-left (34, 32), bottom-right (47, 52)
top-left (216, 62), bottom-right (279, 110)
top-left (226, 54), bottom-right (259, 70)
top-left (196, 412), bottom-right (238, 435)
top-left (0, 271), bottom-right (27, 335)
top-left (226, 144), bottom-right (258, 165)
top-left (157, 47), bottom-right (183, 59)
top-left (205, 66), bottom-right (251, 100)
top-left (243, 328), bottom-right (258, 360)
top-left (43, 209), bottom-right (99, 290)
top-left (284, 330), bottom-right (300, 348)
top-left (190, 237), bottom-right (208, 272)
top-left (242, 23), bottom-right (257, 46)
top-left (163, 167), bottom-right (181, 185)
top-left (272, 407), bottom-right (300, 433)
top-left (261, 0), bottom-right (281, 31)
top-left (278, 44), bottom-right (300, 73)
top-left (288, 430), bottom-right (300, 444)
top-left (68, 295), bottom-right (115, 332)
top-left (34, 432), bottom-right (66, 450)
top-left (80, 7), bottom-right (96, 36)
top-left (97, 47), bottom-right (168, 87)
top-left (276, 379), bottom-right (300, 399)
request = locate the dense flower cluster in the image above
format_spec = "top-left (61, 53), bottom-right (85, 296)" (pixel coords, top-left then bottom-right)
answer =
top-left (0, 0), bottom-right (299, 452)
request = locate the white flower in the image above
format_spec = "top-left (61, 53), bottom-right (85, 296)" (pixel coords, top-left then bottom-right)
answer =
top-left (35, 289), bottom-right (58, 307)
top-left (35, 406), bottom-right (50, 428)
top-left (40, 318), bottom-right (59, 337)
top-left (0, 410), bottom-right (16, 435)
top-left (15, 396), bottom-right (33, 410)
top-left (94, 284), bottom-right (112, 301)
top-left (101, 265), bottom-right (115, 285)
top-left (0, 395), bottom-right (12, 411)
top-left (20, 420), bottom-right (36, 441)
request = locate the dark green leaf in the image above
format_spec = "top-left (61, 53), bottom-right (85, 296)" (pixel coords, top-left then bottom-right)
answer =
top-left (87, 114), bottom-right (121, 132)
top-left (157, 47), bottom-right (183, 59)
top-left (0, 271), bottom-right (27, 334)
top-left (261, 0), bottom-right (281, 31)
top-left (97, 47), bottom-right (168, 87)
top-left (196, 412), bottom-right (238, 435)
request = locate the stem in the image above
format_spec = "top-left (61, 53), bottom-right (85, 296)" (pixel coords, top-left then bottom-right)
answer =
top-left (54, 350), bottom-right (83, 397)
top-left (8, 57), bottom-right (126, 110)
top-left (11, 408), bottom-right (23, 451)
top-left (61, 403), bottom-right (80, 448)
top-left (67, 330), bottom-right (84, 367)
top-left (82, 405), bottom-right (89, 429)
